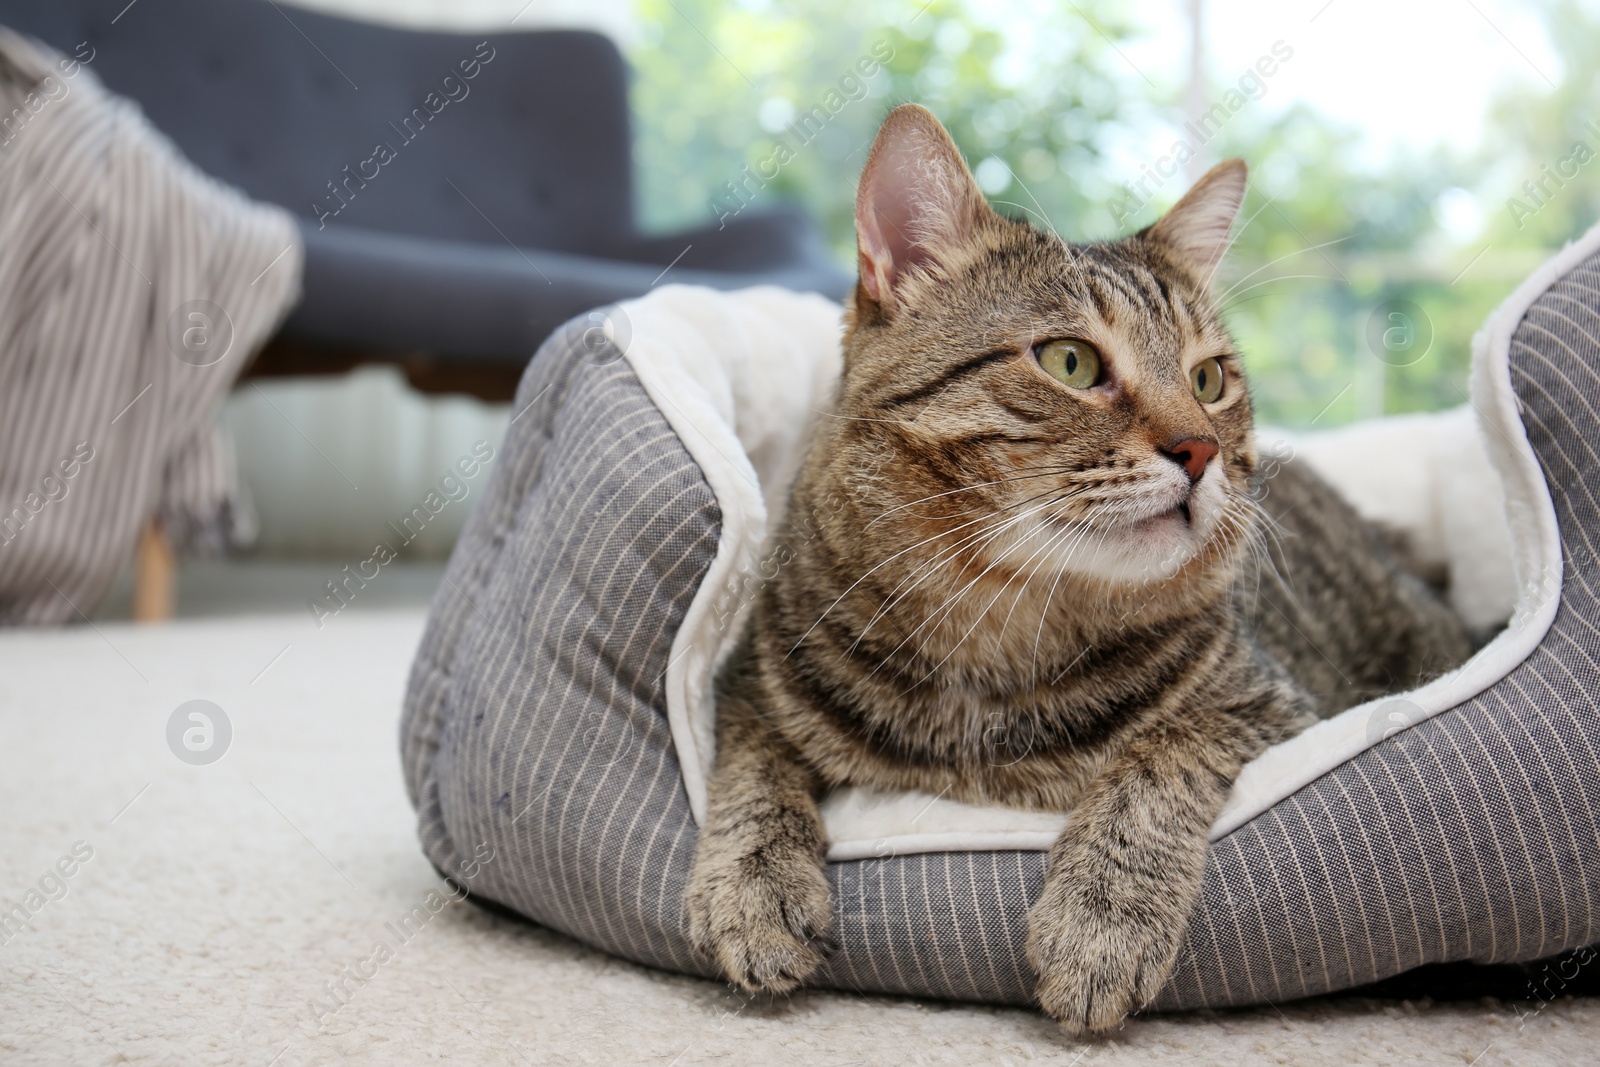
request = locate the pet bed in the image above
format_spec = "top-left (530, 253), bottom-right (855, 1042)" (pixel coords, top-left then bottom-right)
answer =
top-left (401, 221), bottom-right (1599, 1009)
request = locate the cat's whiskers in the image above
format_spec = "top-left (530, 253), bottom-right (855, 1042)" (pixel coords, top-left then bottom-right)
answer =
top-left (1212, 234), bottom-right (1354, 307)
top-left (984, 520), bottom-right (1083, 659)
top-left (898, 501), bottom-right (1102, 686)
top-left (1229, 493), bottom-right (1297, 603)
top-left (785, 479), bottom-right (1094, 659)
top-left (1218, 274), bottom-right (1330, 315)
top-left (1203, 492), bottom-right (1303, 624)
top-left (848, 515), bottom-right (1029, 655)
top-left (1238, 491), bottom-right (1290, 552)
top-left (1209, 504), bottom-right (1260, 580)
top-left (848, 477), bottom-right (1105, 642)
top-left (849, 486), bottom-right (1095, 658)
top-left (853, 489), bottom-right (1098, 674)
top-left (866, 466), bottom-right (1080, 528)
top-left (1024, 497), bottom-right (1146, 697)
top-left (1055, 496), bottom-right (1148, 580)
top-left (899, 532), bottom-right (1084, 693)
top-left (900, 492), bottom-right (1142, 678)
top-left (913, 496), bottom-right (1129, 685)
top-left (1198, 193), bottom-right (1275, 292)
top-left (1216, 291), bottom-right (1299, 313)
top-left (1230, 507), bottom-right (1273, 581)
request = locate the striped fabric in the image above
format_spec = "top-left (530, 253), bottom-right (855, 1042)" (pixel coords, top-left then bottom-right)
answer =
top-left (402, 255), bottom-right (1600, 1009)
top-left (0, 30), bottom-right (299, 624)
top-left (403, 315), bottom-right (720, 977)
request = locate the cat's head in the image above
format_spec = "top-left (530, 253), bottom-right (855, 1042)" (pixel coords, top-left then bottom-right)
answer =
top-left (837, 104), bottom-right (1258, 589)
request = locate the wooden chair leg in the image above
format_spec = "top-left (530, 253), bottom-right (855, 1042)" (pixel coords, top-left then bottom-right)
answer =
top-left (133, 519), bottom-right (175, 622)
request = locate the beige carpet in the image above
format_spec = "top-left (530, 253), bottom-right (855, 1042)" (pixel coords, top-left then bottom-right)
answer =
top-left (1, 611), bottom-right (1592, 1066)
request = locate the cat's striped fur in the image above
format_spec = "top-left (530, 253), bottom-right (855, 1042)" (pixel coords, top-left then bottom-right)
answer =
top-left (685, 105), bottom-right (1471, 1036)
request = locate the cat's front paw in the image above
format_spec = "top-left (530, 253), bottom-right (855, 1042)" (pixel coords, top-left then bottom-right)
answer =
top-left (1024, 874), bottom-right (1182, 1037)
top-left (685, 843), bottom-right (837, 995)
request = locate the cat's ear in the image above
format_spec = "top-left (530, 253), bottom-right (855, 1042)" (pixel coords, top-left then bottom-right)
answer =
top-left (855, 104), bottom-right (991, 313)
top-left (1146, 158), bottom-right (1247, 281)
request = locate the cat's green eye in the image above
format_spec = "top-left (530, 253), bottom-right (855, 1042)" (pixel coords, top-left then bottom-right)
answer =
top-left (1190, 357), bottom-right (1225, 403)
top-left (1037, 339), bottom-right (1102, 389)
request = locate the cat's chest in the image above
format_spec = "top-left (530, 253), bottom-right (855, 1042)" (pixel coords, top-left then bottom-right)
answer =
top-left (866, 660), bottom-right (1129, 761)
top-left (768, 576), bottom-right (1199, 801)
top-left (811, 674), bottom-right (1121, 809)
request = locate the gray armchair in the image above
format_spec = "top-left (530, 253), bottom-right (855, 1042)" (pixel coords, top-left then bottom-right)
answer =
top-left (0, 0), bottom-right (850, 396)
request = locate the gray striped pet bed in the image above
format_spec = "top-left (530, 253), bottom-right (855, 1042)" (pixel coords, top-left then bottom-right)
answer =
top-left (401, 222), bottom-right (1599, 1010)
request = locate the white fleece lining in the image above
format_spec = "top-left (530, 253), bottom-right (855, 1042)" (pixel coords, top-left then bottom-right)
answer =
top-left (616, 285), bottom-right (844, 827)
top-left (621, 209), bottom-right (1581, 857)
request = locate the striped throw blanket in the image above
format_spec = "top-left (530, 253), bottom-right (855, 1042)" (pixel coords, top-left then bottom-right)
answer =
top-left (0, 30), bottom-right (302, 625)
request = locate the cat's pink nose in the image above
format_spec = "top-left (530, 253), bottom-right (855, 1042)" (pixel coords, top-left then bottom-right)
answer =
top-left (1160, 438), bottom-right (1218, 483)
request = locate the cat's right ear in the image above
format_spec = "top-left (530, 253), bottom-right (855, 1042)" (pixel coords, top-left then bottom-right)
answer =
top-left (855, 104), bottom-right (990, 315)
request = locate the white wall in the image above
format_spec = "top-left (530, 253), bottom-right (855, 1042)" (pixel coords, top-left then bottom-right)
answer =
top-left (225, 368), bottom-right (510, 559)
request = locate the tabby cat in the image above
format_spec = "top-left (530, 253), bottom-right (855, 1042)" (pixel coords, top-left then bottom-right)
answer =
top-left (685, 104), bottom-right (1471, 1036)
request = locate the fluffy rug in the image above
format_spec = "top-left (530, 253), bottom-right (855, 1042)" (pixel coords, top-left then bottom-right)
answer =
top-left (1, 610), bottom-right (1592, 1065)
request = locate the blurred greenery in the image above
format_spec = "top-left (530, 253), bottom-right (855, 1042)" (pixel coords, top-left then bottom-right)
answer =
top-left (628, 0), bottom-right (1598, 428)
top-left (630, 0), bottom-right (1138, 246)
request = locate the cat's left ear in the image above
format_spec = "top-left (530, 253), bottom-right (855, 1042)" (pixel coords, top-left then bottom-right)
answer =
top-left (1146, 158), bottom-right (1247, 281)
